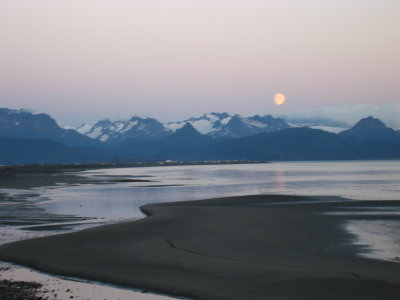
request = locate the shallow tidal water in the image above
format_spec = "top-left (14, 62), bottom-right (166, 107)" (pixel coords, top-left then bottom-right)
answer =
top-left (42, 160), bottom-right (400, 219)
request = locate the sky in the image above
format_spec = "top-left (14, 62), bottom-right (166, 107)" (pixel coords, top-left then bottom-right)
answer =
top-left (1, 0), bottom-right (399, 126)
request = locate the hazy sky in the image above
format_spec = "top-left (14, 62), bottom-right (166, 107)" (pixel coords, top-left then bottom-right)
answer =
top-left (1, 0), bottom-right (399, 125)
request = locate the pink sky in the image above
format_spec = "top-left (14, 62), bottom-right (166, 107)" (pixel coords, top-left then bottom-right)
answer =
top-left (1, 0), bottom-right (399, 125)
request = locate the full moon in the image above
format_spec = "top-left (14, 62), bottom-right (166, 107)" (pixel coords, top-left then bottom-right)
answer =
top-left (274, 93), bottom-right (286, 105)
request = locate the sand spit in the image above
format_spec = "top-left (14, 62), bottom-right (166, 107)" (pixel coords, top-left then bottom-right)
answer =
top-left (1, 195), bottom-right (400, 300)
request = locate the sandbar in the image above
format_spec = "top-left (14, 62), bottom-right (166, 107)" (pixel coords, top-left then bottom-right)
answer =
top-left (1, 195), bottom-right (400, 300)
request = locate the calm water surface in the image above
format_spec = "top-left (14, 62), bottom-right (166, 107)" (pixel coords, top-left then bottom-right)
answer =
top-left (41, 160), bottom-right (400, 219)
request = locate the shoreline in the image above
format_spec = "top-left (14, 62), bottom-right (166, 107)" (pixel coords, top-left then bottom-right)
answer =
top-left (1, 195), bottom-right (400, 299)
top-left (0, 160), bottom-right (267, 173)
top-left (0, 160), bottom-right (266, 189)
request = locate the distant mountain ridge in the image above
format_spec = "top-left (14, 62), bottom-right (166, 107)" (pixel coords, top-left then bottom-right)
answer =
top-left (115, 120), bottom-right (400, 162)
top-left (115, 122), bottom-right (214, 162)
top-left (77, 116), bottom-right (170, 144)
top-left (339, 116), bottom-right (400, 143)
top-left (76, 112), bottom-right (290, 143)
top-left (166, 112), bottom-right (290, 138)
top-left (0, 108), bottom-right (101, 147)
top-left (1, 107), bottom-right (400, 164)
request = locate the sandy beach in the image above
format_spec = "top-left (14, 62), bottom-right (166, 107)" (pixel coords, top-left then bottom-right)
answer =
top-left (1, 194), bottom-right (400, 300)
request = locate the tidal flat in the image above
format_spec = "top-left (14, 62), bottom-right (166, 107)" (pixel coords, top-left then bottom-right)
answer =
top-left (1, 161), bottom-right (400, 299)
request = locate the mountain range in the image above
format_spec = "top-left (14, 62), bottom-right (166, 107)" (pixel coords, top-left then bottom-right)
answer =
top-left (0, 108), bottom-right (101, 147)
top-left (76, 112), bottom-right (290, 144)
top-left (0, 108), bottom-right (400, 165)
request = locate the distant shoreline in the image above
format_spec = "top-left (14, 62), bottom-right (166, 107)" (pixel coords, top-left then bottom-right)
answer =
top-left (1, 194), bottom-right (400, 300)
top-left (0, 159), bottom-right (267, 173)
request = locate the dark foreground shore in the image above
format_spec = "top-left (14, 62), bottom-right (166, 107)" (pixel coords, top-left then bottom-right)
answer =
top-left (0, 266), bottom-right (42, 300)
top-left (1, 195), bottom-right (400, 300)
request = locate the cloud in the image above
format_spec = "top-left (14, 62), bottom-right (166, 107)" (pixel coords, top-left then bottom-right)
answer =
top-left (275, 103), bottom-right (400, 129)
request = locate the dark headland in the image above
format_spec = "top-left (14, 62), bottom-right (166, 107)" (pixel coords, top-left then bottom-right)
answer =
top-left (1, 195), bottom-right (400, 300)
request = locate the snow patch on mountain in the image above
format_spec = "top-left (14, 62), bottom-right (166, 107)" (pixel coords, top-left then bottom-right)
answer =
top-left (309, 126), bottom-right (348, 134)
top-left (165, 113), bottom-right (232, 135)
top-left (120, 121), bottom-right (138, 133)
top-left (76, 117), bottom-right (171, 143)
top-left (87, 127), bottom-right (104, 140)
top-left (76, 123), bottom-right (94, 135)
top-left (164, 122), bottom-right (183, 132)
top-left (242, 119), bottom-right (264, 128)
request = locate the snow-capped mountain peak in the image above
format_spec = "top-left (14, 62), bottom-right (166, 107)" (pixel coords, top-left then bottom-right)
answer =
top-left (74, 112), bottom-right (291, 143)
top-left (165, 112), bottom-right (232, 135)
top-left (164, 113), bottom-right (290, 138)
top-left (76, 117), bottom-right (171, 143)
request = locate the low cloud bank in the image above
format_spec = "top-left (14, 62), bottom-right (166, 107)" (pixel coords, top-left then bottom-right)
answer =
top-left (276, 103), bottom-right (400, 129)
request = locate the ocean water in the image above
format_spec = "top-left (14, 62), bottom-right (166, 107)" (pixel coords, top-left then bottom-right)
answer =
top-left (2, 160), bottom-right (400, 261)
top-left (40, 160), bottom-right (400, 220)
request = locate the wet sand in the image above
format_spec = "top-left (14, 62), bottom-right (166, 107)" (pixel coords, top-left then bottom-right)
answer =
top-left (1, 195), bottom-right (400, 300)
